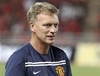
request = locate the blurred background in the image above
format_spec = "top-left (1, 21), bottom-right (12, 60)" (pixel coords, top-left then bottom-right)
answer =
top-left (0, 0), bottom-right (100, 76)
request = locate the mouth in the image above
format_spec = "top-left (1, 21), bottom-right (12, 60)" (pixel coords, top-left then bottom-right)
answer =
top-left (47, 36), bottom-right (55, 40)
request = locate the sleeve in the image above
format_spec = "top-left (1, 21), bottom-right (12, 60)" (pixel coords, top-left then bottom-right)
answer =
top-left (5, 62), bottom-right (26, 76)
top-left (65, 54), bottom-right (72, 76)
top-left (5, 51), bottom-right (27, 76)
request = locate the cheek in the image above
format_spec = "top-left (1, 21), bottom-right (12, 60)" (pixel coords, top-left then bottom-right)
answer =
top-left (36, 28), bottom-right (46, 36)
top-left (39, 27), bottom-right (49, 33)
top-left (35, 26), bottom-right (49, 35)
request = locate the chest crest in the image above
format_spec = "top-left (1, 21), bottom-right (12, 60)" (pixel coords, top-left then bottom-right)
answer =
top-left (56, 66), bottom-right (65, 76)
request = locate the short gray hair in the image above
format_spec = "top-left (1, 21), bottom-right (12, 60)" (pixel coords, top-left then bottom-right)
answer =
top-left (27, 2), bottom-right (59, 23)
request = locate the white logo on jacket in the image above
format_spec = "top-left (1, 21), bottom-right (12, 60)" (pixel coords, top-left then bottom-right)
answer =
top-left (33, 71), bottom-right (41, 75)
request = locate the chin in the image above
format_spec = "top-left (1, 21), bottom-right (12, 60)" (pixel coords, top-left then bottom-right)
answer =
top-left (44, 39), bottom-right (55, 45)
top-left (46, 41), bottom-right (54, 45)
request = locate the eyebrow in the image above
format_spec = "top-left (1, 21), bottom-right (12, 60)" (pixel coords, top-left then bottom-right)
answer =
top-left (43, 23), bottom-right (59, 26)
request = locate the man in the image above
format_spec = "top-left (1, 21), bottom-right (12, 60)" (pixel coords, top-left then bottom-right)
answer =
top-left (5, 2), bottom-right (72, 76)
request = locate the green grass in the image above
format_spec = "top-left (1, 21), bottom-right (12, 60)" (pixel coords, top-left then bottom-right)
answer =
top-left (72, 65), bottom-right (100, 76)
top-left (0, 63), bottom-right (100, 76)
top-left (0, 63), bottom-right (5, 76)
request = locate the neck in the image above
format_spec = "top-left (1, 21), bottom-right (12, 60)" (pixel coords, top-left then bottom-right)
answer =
top-left (29, 35), bottom-right (50, 54)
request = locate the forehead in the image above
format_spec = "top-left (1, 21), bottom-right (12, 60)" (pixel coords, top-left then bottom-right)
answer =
top-left (36, 13), bottom-right (59, 23)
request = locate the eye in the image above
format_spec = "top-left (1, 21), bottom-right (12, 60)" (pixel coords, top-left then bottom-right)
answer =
top-left (43, 23), bottom-right (52, 28)
top-left (54, 24), bottom-right (59, 28)
top-left (43, 23), bottom-right (59, 28)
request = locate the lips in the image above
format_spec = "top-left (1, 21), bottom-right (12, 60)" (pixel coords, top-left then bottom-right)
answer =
top-left (47, 36), bottom-right (55, 39)
top-left (47, 36), bottom-right (55, 37)
top-left (47, 35), bottom-right (55, 37)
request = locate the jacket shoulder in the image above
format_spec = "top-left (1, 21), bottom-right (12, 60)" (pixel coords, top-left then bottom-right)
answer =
top-left (6, 43), bottom-right (30, 67)
top-left (51, 45), bottom-right (68, 59)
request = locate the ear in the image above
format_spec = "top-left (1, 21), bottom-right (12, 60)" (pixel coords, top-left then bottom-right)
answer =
top-left (30, 22), bottom-right (35, 32)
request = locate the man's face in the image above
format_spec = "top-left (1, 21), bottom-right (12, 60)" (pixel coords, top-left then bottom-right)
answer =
top-left (31, 13), bottom-right (59, 44)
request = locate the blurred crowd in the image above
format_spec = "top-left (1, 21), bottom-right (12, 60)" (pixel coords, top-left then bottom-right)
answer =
top-left (0, 0), bottom-right (29, 35)
top-left (2, 0), bottom-right (100, 46)
top-left (0, 0), bottom-right (86, 36)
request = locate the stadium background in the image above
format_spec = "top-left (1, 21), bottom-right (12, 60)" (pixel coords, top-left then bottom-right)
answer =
top-left (0, 0), bottom-right (100, 76)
